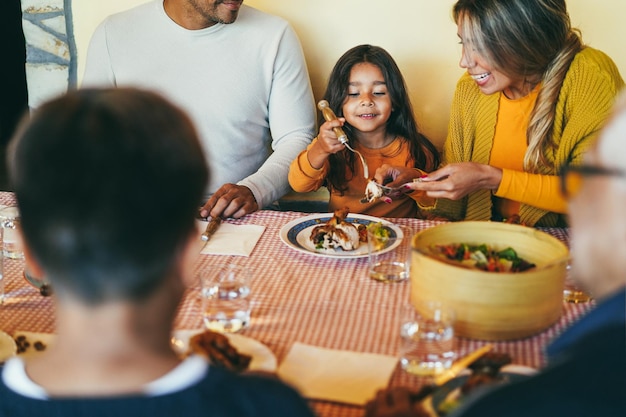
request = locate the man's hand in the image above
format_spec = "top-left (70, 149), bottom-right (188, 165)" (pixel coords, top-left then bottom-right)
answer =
top-left (200, 184), bottom-right (258, 219)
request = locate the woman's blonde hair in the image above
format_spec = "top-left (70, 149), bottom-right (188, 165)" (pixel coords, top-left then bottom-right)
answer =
top-left (454, 0), bottom-right (583, 172)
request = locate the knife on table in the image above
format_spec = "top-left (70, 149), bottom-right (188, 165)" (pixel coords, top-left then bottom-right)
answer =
top-left (409, 344), bottom-right (494, 401)
top-left (201, 216), bottom-right (222, 242)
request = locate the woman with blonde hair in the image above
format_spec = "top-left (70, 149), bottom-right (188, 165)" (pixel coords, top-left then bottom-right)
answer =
top-left (377, 0), bottom-right (624, 226)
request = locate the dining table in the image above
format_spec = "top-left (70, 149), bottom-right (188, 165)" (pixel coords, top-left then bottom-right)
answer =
top-left (0, 191), bottom-right (594, 417)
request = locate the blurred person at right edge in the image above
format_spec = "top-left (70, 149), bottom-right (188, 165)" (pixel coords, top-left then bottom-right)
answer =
top-left (365, 91), bottom-right (626, 417)
top-left (376, 0), bottom-right (624, 227)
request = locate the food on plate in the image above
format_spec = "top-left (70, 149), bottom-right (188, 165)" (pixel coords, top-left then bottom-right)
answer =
top-left (309, 208), bottom-right (366, 251)
top-left (363, 179), bottom-right (385, 203)
top-left (467, 351), bottom-right (513, 376)
top-left (14, 334), bottom-right (47, 354)
top-left (436, 352), bottom-right (513, 416)
top-left (367, 221), bottom-right (391, 251)
top-left (362, 179), bottom-right (403, 203)
top-left (427, 243), bottom-right (536, 272)
top-left (189, 329), bottom-right (252, 372)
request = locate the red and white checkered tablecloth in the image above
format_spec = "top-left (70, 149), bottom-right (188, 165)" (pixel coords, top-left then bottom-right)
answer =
top-left (0, 192), bottom-right (592, 417)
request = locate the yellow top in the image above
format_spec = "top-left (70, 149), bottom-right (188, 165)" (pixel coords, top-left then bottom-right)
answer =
top-left (490, 84), bottom-right (541, 219)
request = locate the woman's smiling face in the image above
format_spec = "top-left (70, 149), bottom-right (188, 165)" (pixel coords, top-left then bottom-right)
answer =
top-left (457, 20), bottom-right (530, 99)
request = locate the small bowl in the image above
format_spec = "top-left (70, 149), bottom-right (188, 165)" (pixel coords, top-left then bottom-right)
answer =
top-left (410, 221), bottom-right (568, 341)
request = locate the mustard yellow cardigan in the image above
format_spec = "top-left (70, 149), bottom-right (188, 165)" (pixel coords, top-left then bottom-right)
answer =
top-left (435, 47), bottom-right (624, 226)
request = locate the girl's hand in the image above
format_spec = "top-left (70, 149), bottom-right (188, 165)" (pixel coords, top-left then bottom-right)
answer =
top-left (306, 119), bottom-right (348, 169)
top-left (374, 164), bottom-right (424, 188)
top-left (317, 118), bottom-right (348, 154)
top-left (403, 162), bottom-right (503, 200)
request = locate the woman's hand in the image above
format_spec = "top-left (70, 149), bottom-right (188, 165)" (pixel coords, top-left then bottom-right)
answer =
top-left (307, 118), bottom-right (348, 169)
top-left (404, 162), bottom-right (503, 200)
top-left (373, 164), bottom-right (423, 188)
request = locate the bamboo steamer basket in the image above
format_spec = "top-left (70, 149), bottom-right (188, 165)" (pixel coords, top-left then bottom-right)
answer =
top-left (410, 221), bottom-right (568, 341)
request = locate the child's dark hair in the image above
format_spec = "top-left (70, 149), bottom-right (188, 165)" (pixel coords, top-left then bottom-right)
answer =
top-left (10, 88), bottom-right (208, 304)
top-left (322, 44), bottom-right (440, 193)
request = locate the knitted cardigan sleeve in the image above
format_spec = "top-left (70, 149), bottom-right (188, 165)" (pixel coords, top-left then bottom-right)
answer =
top-left (434, 73), bottom-right (499, 222)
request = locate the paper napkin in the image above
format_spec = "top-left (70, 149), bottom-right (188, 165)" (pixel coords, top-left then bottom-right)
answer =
top-left (277, 342), bottom-right (398, 405)
top-left (197, 221), bottom-right (265, 257)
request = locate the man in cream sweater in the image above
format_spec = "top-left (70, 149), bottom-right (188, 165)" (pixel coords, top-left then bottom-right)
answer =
top-left (83, 0), bottom-right (315, 219)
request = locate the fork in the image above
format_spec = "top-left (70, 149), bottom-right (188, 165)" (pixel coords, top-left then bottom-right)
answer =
top-left (317, 100), bottom-right (369, 178)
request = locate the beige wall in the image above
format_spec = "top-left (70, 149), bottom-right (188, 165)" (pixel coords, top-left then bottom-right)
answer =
top-left (73, 0), bottom-right (626, 149)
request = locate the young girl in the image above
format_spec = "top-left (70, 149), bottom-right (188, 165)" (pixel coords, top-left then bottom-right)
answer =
top-left (288, 44), bottom-right (440, 218)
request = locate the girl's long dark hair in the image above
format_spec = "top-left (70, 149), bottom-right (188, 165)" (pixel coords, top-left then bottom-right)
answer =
top-left (322, 44), bottom-right (440, 193)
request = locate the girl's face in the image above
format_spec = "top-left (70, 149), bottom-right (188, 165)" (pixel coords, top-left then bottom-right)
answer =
top-left (457, 21), bottom-right (529, 99)
top-left (342, 63), bottom-right (392, 136)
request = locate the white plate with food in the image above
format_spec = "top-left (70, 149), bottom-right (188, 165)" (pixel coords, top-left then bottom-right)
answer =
top-left (12, 331), bottom-right (55, 358)
top-left (171, 329), bottom-right (277, 373)
top-left (0, 330), bottom-right (17, 362)
top-left (279, 212), bottom-right (403, 259)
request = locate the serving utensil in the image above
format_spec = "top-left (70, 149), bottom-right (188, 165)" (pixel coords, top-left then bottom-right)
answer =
top-left (408, 344), bottom-right (494, 401)
top-left (433, 344), bottom-right (493, 386)
top-left (317, 100), bottom-right (369, 178)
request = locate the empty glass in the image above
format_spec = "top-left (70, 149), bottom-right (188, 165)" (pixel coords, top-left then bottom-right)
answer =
top-left (399, 301), bottom-right (456, 376)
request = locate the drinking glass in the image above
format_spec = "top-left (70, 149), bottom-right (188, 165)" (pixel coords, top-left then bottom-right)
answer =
top-left (367, 225), bottom-right (410, 283)
top-left (0, 206), bottom-right (24, 259)
top-left (399, 301), bottom-right (456, 376)
top-left (200, 264), bottom-right (251, 333)
top-left (563, 260), bottom-right (591, 303)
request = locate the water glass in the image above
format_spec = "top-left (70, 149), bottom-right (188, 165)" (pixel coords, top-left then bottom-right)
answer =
top-left (201, 264), bottom-right (251, 333)
top-left (0, 206), bottom-right (24, 259)
top-left (367, 225), bottom-right (410, 283)
top-left (563, 261), bottom-right (591, 303)
top-left (399, 301), bottom-right (456, 376)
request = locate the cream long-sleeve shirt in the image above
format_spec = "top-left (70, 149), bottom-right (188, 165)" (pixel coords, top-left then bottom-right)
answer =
top-left (82, 1), bottom-right (315, 208)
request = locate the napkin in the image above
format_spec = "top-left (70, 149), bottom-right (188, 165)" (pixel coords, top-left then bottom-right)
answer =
top-left (197, 221), bottom-right (265, 257)
top-left (277, 342), bottom-right (398, 405)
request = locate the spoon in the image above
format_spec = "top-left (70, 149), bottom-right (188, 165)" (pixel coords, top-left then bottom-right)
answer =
top-left (317, 100), bottom-right (369, 178)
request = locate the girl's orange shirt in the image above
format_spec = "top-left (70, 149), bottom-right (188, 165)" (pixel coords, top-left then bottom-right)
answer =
top-left (289, 137), bottom-right (430, 218)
